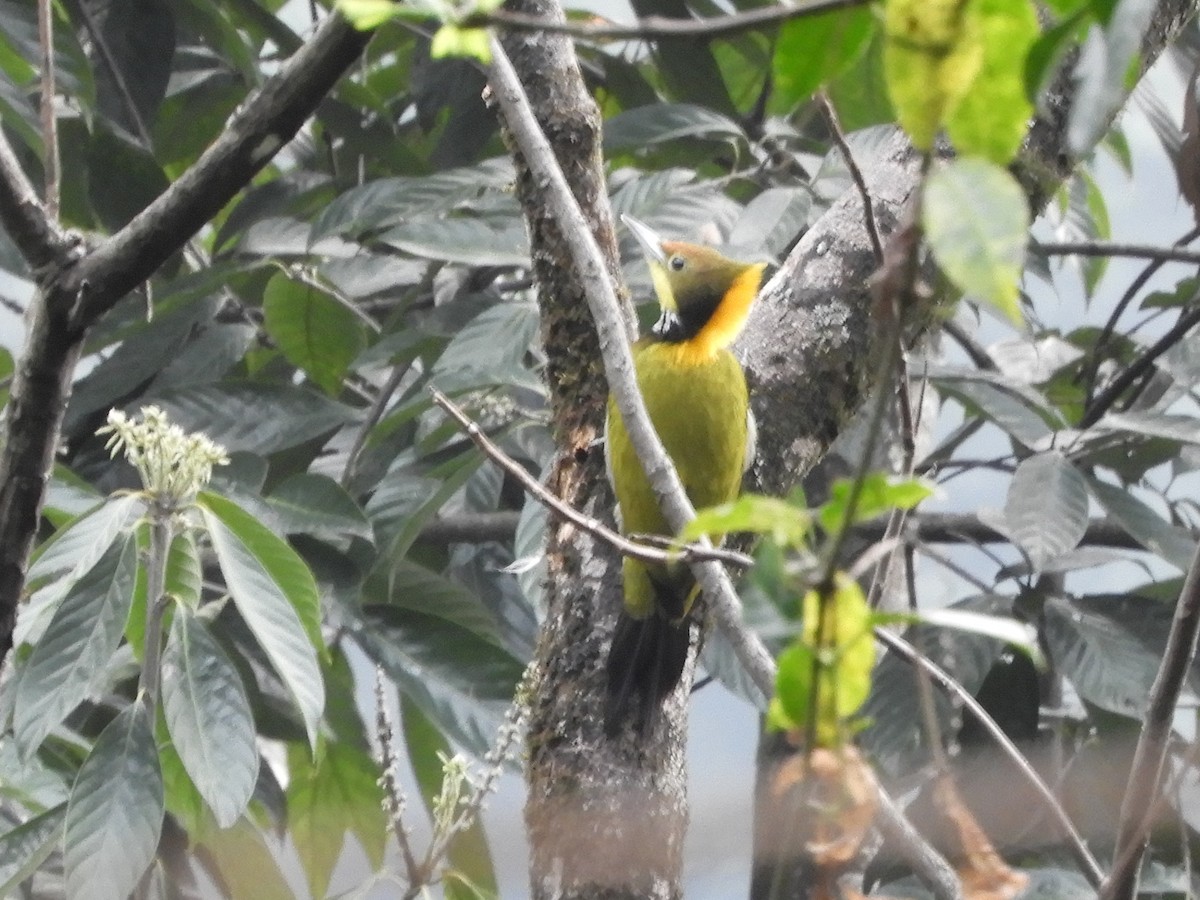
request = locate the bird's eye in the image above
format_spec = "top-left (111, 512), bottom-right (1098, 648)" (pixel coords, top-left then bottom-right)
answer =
top-left (668, 255), bottom-right (686, 271)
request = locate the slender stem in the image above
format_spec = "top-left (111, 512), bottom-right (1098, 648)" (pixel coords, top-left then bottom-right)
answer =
top-left (1101, 538), bottom-right (1200, 899)
top-left (818, 91), bottom-right (883, 265)
top-left (1038, 239), bottom-right (1200, 265)
top-left (431, 387), bottom-right (754, 570)
top-left (1079, 304), bottom-right (1200, 428)
top-left (36, 0), bottom-right (58, 219)
top-left (138, 511), bottom-right (173, 715)
top-left (875, 628), bottom-right (1106, 888)
top-left (473, 0), bottom-right (868, 41)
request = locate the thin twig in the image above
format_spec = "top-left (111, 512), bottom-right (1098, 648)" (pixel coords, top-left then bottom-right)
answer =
top-left (36, 0), bottom-right (58, 219)
top-left (341, 363), bottom-right (411, 488)
top-left (1079, 304), bottom-right (1200, 428)
top-left (875, 628), bottom-right (1106, 888)
top-left (941, 319), bottom-right (995, 371)
top-left (1078, 224), bottom-right (1200, 406)
top-left (72, 0), bottom-right (154, 148)
top-left (487, 35), bottom-right (776, 697)
top-left (476, 0), bottom-right (867, 41)
top-left (0, 129), bottom-right (72, 272)
top-left (431, 387), bottom-right (754, 571)
top-left (1037, 239), bottom-right (1200, 265)
top-left (1101, 539), bottom-right (1200, 899)
top-left (818, 91), bottom-right (882, 265)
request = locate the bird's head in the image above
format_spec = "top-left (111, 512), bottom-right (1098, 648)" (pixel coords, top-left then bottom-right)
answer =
top-left (621, 214), bottom-right (765, 350)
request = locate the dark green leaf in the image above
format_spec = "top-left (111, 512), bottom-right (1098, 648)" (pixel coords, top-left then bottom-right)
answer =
top-left (1044, 594), bottom-right (1181, 717)
top-left (162, 609), bottom-right (257, 829)
top-left (1087, 477), bottom-right (1196, 571)
top-left (378, 210), bottom-right (529, 267)
top-left (14, 534), bottom-right (139, 757)
top-left (198, 492), bottom-right (324, 749)
top-left (267, 473), bottom-right (373, 543)
top-left (605, 103), bottom-right (744, 152)
top-left (262, 272), bottom-right (366, 395)
top-left (146, 381), bottom-right (352, 455)
top-left (64, 704), bottom-right (164, 900)
top-left (930, 366), bottom-right (1064, 447)
top-left (0, 803), bottom-right (66, 895)
top-left (771, 7), bottom-right (874, 106)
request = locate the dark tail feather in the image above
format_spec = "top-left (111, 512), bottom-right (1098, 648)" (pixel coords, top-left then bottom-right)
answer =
top-left (604, 611), bottom-right (691, 737)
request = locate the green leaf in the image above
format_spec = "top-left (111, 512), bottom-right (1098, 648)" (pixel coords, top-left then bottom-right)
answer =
top-left (772, 7), bottom-right (874, 106)
top-left (883, 0), bottom-right (984, 149)
top-left (64, 704), bottom-right (164, 900)
top-left (430, 25), bottom-right (491, 63)
top-left (604, 103), bottom-right (745, 152)
top-left (681, 493), bottom-right (810, 548)
top-left (336, 0), bottom-right (399, 28)
top-left (944, 0), bottom-right (1038, 163)
top-left (287, 739), bottom-right (387, 900)
top-left (772, 575), bottom-right (874, 745)
top-left (0, 803), bottom-right (67, 895)
top-left (161, 609), bottom-right (258, 830)
top-left (198, 491), bottom-right (324, 749)
top-left (14, 533), bottom-right (139, 757)
top-left (267, 473), bottom-right (373, 543)
top-left (1087, 478), bottom-right (1196, 571)
top-left (197, 818), bottom-right (294, 900)
top-left (818, 473), bottom-right (934, 534)
top-left (878, 608), bottom-right (1044, 667)
top-left (166, 531), bottom-right (202, 610)
top-left (262, 272), bottom-right (367, 396)
top-left (26, 494), bottom-right (143, 596)
top-left (147, 381), bottom-right (352, 455)
top-left (379, 210), bottom-right (530, 267)
top-left (922, 158), bottom-right (1030, 324)
top-left (1044, 594), bottom-right (1175, 717)
top-left (1004, 451), bottom-right (1089, 571)
top-left (1067, 5), bottom-right (1156, 156)
top-left (930, 365), bottom-right (1063, 446)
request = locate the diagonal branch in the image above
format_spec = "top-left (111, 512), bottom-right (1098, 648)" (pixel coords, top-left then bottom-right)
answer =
top-left (0, 11), bottom-right (373, 667)
top-left (475, 0), bottom-right (866, 41)
top-left (0, 129), bottom-right (73, 272)
top-left (1101, 539), bottom-right (1200, 899)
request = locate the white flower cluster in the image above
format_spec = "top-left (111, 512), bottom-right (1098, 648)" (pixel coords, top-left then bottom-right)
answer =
top-left (99, 406), bottom-right (229, 504)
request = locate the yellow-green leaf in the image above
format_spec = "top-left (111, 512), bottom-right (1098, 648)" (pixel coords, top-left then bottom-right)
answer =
top-left (335, 0), bottom-right (397, 29)
top-left (922, 158), bottom-right (1029, 324)
top-left (945, 0), bottom-right (1039, 163)
top-left (883, 0), bottom-right (984, 149)
top-left (682, 493), bottom-right (810, 548)
top-left (430, 25), bottom-right (491, 63)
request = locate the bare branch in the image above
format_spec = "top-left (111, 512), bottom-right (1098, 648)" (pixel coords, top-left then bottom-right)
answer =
top-left (0, 129), bottom-right (73, 272)
top-left (875, 628), bottom-right (1106, 888)
top-left (1102, 540), bottom-right (1200, 899)
top-left (0, 11), bottom-right (373, 667)
top-left (1080, 304), bottom-right (1200, 428)
top-left (818, 91), bottom-right (883, 266)
top-left (37, 0), bottom-right (58, 218)
top-left (430, 388), bottom-right (755, 568)
top-left (474, 0), bottom-right (866, 41)
top-left (1038, 239), bottom-right (1200, 265)
top-left (72, 12), bottom-right (372, 327)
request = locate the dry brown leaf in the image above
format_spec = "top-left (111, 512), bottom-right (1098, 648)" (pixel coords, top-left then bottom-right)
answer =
top-left (933, 774), bottom-right (1029, 900)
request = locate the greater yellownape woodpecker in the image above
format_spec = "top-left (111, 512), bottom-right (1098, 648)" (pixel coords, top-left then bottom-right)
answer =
top-left (604, 214), bottom-right (766, 736)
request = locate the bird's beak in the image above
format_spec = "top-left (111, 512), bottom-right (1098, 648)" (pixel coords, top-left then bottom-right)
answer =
top-left (620, 214), bottom-right (667, 265)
